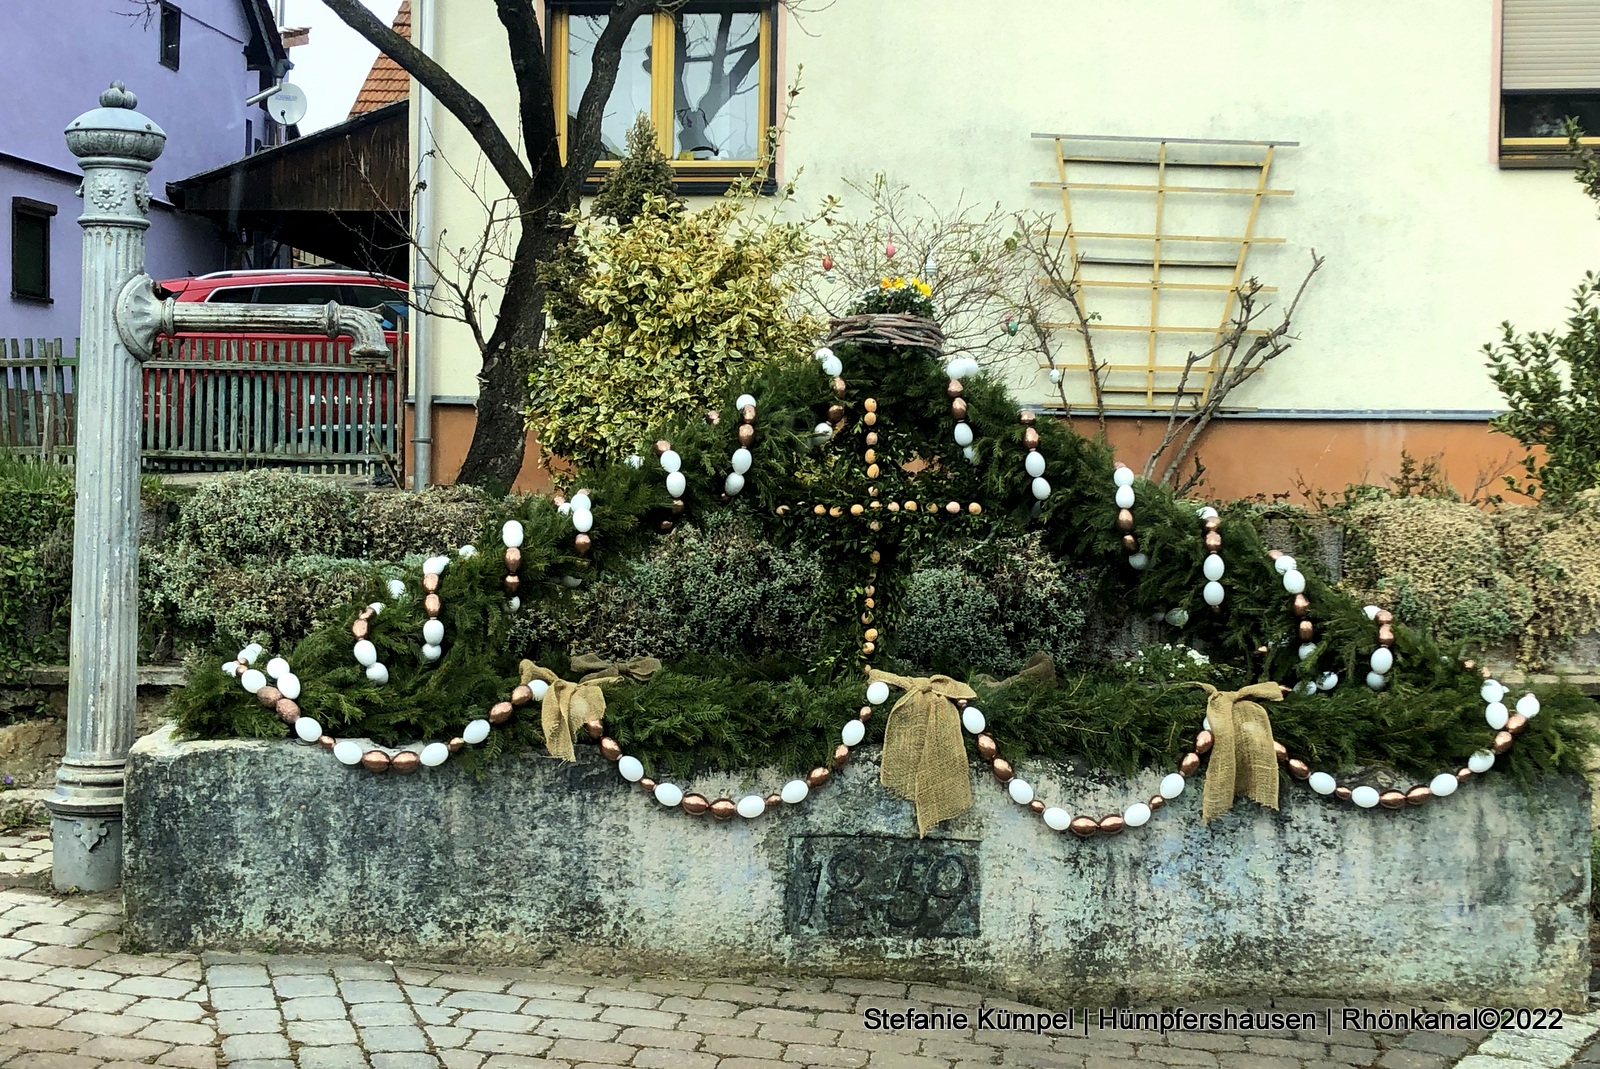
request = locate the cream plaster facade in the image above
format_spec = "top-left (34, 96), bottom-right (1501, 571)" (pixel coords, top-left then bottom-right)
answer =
top-left (417, 0), bottom-right (1597, 419)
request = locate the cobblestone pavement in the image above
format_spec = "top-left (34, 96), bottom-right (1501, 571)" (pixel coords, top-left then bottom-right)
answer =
top-left (4, 830), bottom-right (1600, 1069)
top-left (0, 829), bottom-right (51, 890)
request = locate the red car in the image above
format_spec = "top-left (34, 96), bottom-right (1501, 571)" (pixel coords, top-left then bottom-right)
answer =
top-left (145, 269), bottom-right (409, 477)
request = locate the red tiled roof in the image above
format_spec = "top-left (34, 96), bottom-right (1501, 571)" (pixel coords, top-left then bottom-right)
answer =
top-left (348, 0), bottom-right (411, 118)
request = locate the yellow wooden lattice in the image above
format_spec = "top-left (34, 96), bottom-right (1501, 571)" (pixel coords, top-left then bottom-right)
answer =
top-left (1031, 133), bottom-right (1296, 411)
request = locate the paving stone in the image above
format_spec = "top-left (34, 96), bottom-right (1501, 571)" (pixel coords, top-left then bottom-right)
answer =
top-left (156, 1046), bottom-right (219, 1068)
top-left (425, 1025), bottom-right (474, 1048)
top-left (1164, 1032), bottom-right (1249, 1052)
top-left (404, 985), bottom-right (450, 1007)
top-left (627, 978), bottom-right (707, 999)
top-left (298, 1047), bottom-right (373, 1069)
top-left (290, 1017), bottom-right (362, 1045)
top-left (7, 1054), bottom-right (104, 1069)
top-left (545, 1038), bottom-right (643, 1064)
top-left (353, 1001), bottom-right (423, 1027)
top-left (108, 973), bottom-right (196, 998)
top-left (456, 1009), bottom-right (543, 1033)
top-left (1373, 1049), bottom-right (1450, 1069)
top-left (0, 978), bottom-right (64, 1004)
top-left (717, 1059), bottom-right (795, 1069)
top-left (784, 1043), bottom-right (872, 1067)
top-left (343, 978), bottom-right (408, 1003)
top-left (660, 996), bottom-right (740, 1018)
top-left (618, 1025), bottom-right (705, 1050)
top-left (135, 1018), bottom-right (218, 1045)
top-left (0, 1002), bottom-right (72, 1026)
top-left (433, 973), bottom-right (514, 994)
top-left (758, 1023), bottom-right (843, 1046)
top-left (209, 985), bottom-right (278, 1011)
top-left (371, 1056), bottom-right (445, 1069)
top-left (0, 957), bottom-right (53, 981)
top-left (206, 963), bottom-right (272, 987)
top-left (128, 996), bottom-right (207, 1021)
top-left (682, 1013), bottom-right (761, 1037)
top-left (214, 1007), bottom-right (285, 1034)
top-left (45, 987), bottom-right (137, 1013)
top-left (1476, 1032), bottom-right (1580, 1062)
top-left (77, 1035), bottom-right (175, 1060)
top-left (584, 985), bottom-right (665, 1009)
top-left (599, 1004), bottom-right (682, 1029)
top-left (739, 1007), bottom-right (819, 1028)
top-left (464, 1031), bottom-right (555, 1056)
top-left (362, 1023), bottom-right (432, 1052)
top-left (1132, 1046), bottom-right (1216, 1067)
top-left (633, 1047), bottom-right (721, 1069)
top-left (35, 966), bottom-right (121, 990)
top-left (221, 1031), bottom-right (292, 1060)
top-left (778, 991), bottom-right (859, 1013)
top-left (12, 924), bottom-right (93, 945)
top-left (0, 1026), bottom-right (93, 1052)
top-left (704, 1034), bottom-right (786, 1059)
top-left (438, 1053), bottom-right (486, 1069)
top-left (334, 960), bottom-right (397, 980)
top-left (283, 995), bottom-right (352, 1021)
top-left (441, 990), bottom-right (527, 1013)
top-left (519, 995), bottom-right (604, 1020)
top-left (479, 1058), bottom-right (556, 1069)
top-left (21, 945), bottom-right (107, 968)
top-left (539, 1015), bottom-right (623, 1041)
top-left (830, 980), bottom-right (911, 999)
top-left (57, 1009), bottom-right (153, 1036)
top-left (272, 972), bottom-right (339, 998)
top-left (415, 1004), bottom-right (458, 1026)
top-left (262, 954), bottom-right (333, 975)
top-left (702, 983), bottom-right (781, 1005)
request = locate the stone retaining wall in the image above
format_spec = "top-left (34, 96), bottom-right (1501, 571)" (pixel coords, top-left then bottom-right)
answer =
top-left (124, 727), bottom-right (1592, 1008)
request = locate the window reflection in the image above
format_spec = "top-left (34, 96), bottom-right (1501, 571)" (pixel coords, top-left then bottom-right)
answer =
top-left (567, 14), bottom-right (655, 159)
top-left (673, 11), bottom-right (761, 160)
top-left (1503, 92), bottom-right (1600, 138)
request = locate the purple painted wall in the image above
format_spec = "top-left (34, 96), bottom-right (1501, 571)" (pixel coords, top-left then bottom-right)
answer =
top-left (1, 1), bottom-right (284, 342)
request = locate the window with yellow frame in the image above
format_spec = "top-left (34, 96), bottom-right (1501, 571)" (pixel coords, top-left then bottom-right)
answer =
top-left (1499, 0), bottom-right (1600, 167)
top-left (548, 2), bottom-right (777, 190)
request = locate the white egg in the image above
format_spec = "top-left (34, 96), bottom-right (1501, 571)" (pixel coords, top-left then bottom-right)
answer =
top-left (1485, 702), bottom-right (1508, 729)
top-left (387, 579), bottom-right (407, 599)
top-left (1007, 779), bottom-right (1034, 805)
top-left (572, 508), bottom-right (594, 533)
top-left (660, 450), bottom-right (682, 474)
top-left (1363, 604), bottom-right (1381, 620)
top-left (1298, 644), bottom-right (1318, 662)
top-left (736, 393), bottom-right (757, 410)
top-left (366, 663), bottom-right (389, 685)
top-left (423, 555), bottom-right (449, 576)
top-left (1113, 466), bottom-right (1135, 488)
top-left (458, 545), bottom-right (477, 559)
top-left (814, 346), bottom-right (834, 362)
top-left (781, 780), bottom-right (809, 805)
top-left (421, 644), bottom-right (441, 662)
top-left (1114, 485), bottom-right (1135, 509)
top-left (277, 674), bottom-right (302, 700)
top-left (240, 669), bottom-right (267, 694)
top-left (1159, 773), bottom-right (1186, 799)
top-left (1308, 772), bottom-right (1337, 795)
top-left (821, 354), bottom-right (843, 377)
top-left (1430, 772), bottom-right (1459, 797)
top-left (1032, 477), bottom-right (1052, 501)
top-left (569, 492), bottom-right (592, 512)
top-left (1197, 506), bottom-right (1219, 520)
top-left (1048, 368), bottom-right (1063, 384)
top-left (501, 520), bottom-right (525, 548)
top-left (462, 719), bottom-right (491, 745)
top-left (294, 717), bottom-right (322, 742)
top-left (1203, 581), bottom-right (1225, 606)
top-left (368, 602), bottom-right (385, 616)
top-left (1164, 608), bottom-right (1189, 627)
top-left (529, 679), bottom-right (549, 701)
top-left (654, 782), bottom-right (684, 807)
top-left (1128, 553), bottom-right (1149, 570)
top-left (1297, 681), bottom-right (1319, 696)
top-left (731, 448), bottom-right (752, 474)
top-left (242, 643), bottom-right (264, 663)
top-left (665, 471), bottom-right (687, 498)
top-left (1282, 570), bottom-right (1306, 595)
top-left (1203, 555), bottom-right (1225, 582)
top-left (737, 795), bottom-right (766, 819)
top-left (961, 707), bottom-right (986, 734)
top-left (422, 620), bottom-right (445, 645)
top-left (618, 756), bottom-right (644, 782)
top-left (1043, 807), bottom-right (1072, 831)
top-left (221, 661), bottom-right (239, 677)
top-left (1275, 556), bottom-right (1296, 575)
top-left (866, 680), bottom-right (891, 705)
top-left (333, 740), bottom-right (363, 766)
top-left (265, 657), bottom-right (290, 680)
top-left (953, 422), bottom-right (974, 447)
top-left (724, 473), bottom-right (745, 496)
top-left (841, 720), bottom-right (866, 747)
top-left (1468, 750), bottom-right (1495, 773)
top-left (1025, 452), bottom-right (1046, 478)
top-left (507, 597), bottom-right (521, 613)
top-left (1317, 672), bottom-right (1338, 691)
top-left (626, 455), bottom-right (643, 468)
top-left (420, 742), bottom-right (450, 767)
top-left (353, 640), bottom-right (377, 667)
top-left (561, 576), bottom-right (582, 588)
top-left (1351, 785), bottom-right (1380, 808)
top-left (1370, 647), bottom-right (1394, 674)
top-left (1366, 672), bottom-right (1388, 691)
top-left (1517, 693), bottom-right (1541, 718)
top-left (1122, 802), bottom-right (1152, 828)
top-left (1480, 680), bottom-right (1506, 704)
top-left (962, 446), bottom-right (977, 462)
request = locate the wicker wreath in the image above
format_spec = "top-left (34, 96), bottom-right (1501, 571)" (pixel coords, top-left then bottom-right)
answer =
top-left (824, 313), bottom-right (946, 352)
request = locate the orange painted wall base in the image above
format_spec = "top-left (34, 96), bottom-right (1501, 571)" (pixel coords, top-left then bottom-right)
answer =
top-left (410, 404), bottom-right (1524, 504)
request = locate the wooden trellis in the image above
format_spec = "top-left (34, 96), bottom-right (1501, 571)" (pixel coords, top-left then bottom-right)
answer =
top-left (1031, 133), bottom-right (1297, 410)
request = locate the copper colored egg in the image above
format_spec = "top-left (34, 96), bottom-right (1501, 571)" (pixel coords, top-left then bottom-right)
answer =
top-left (351, 619), bottom-right (369, 641)
top-left (1508, 712), bottom-right (1529, 734)
top-left (1019, 409), bottom-right (1037, 425)
top-left (1179, 753), bottom-right (1201, 777)
top-left (863, 412), bottom-right (877, 427)
top-left (1376, 609), bottom-right (1393, 625)
top-left (829, 506), bottom-right (844, 518)
top-left (905, 500), bottom-right (918, 512)
top-left (1029, 800), bottom-right (1046, 814)
top-left (1287, 759), bottom-right (1310, 780)
top-left (575, 534), bottom-right (592, 555)
top-left (833, 377), bottom-right (848, 397)
top-left (1023, 428), bottom-right (1040, 449)
top-left (448, 737), bottom-right (465, 752)
top-left (1204, 532), bottom-right (1223, 551)
top-left (775, 505), bottom-right (790, 517)
top-left (828, 404), bottom-right (846, 423)
top-left (315, 737), bottom-right (332, 751)
top-left (422, 572), bottom-right (440, 594)
top-left (834, 744), bottom-right (850, 769)
top-left (584, 719), bottom-right (605, 739)
top-left (850, 504), bottom-right (864, 516)
top-left (946, 501), bottom-right (961, 515)
top-left (864, 628), bottom-right (879, 642)
top-left (887, 501), bottom-right (900, 512)
top-left (1462, 659), bottom-right (1476, 671)
top-left (1334, 786), bottom-right (1352, 801)
top-left (710, 798), bottom-right (737, 821)
top-left (256, 684), bottom-right (282, 707)
top-left (1406, 786), bottom-right (1431, 806)
top-left (672, 498), bottom-right (686, 514)
top-left (741, 404), bottom-right (756, 424)
top-left (951, 398), bottom-right (968, 419)
top-left (489, 701), bottom-right (514, 725)
top-left (991, 758), bottom-right (1014, 783)
top-left (864, 398), bottom-right (879, 413)
top-left (866, 464), bottom-right (881, 479)
top-left (1268, 549), bottom-right (1284, 559)
top-left (1149, 794), bottom-right (1166, 810)
top-left (508, 685), bottom-right (532, 706)
top-left (1377, 624), bottom-right (1394, 646)
top-left (1492, 730), bottom-right (1514, 754)
top-left (1378, 790), bottom-right (1405, 809)
top-left (865, 595), bottom-right (878, 608)
top-left (869, 551), bottom-right (881, 564)
top-left (865, 432), bottom-right (879, 446)
top-left (392, 751), bottom-right (422, 774)
top-left (659, 520), bottom-right (675, 533)
top-left (738, 424), bottom-right (755, 447)
top-left (1098, 815), bottom-right (1125, 835)
top-left (865, 585), bottom-right (876, 596)
top-left (813, 504), bottom-right (827, 516)
top-left (976, 734), bottom-right (997, 760)
top-left (864, 449), bottom-right (877, 464)
top-left (275, 698), bottom-right (300, 722)
top-left (1195, 729), bottom-right (1214, 755)
top-left (947, 379), bottom-right (964, 398)
top-left (1273, 741), bottom-right (1288, 762)
top-left (503, 575), bottom-right (523, 597)
top-left (360, 750), bottom-right (391, 773)
top-left (1256, 645), bottom-right (1270, 656)
top-left (806, 767), bottom-right (831, 788)
top-left (600, 738), bottom-right (622, 761)
top-left (683, 793), bottom-right (710, 815)
top-left (869, 487), bottom-right (881, 499)
top-left (1457, 768), bottom-right (1473, 782)
top-left (425, 593), bottom-right (442, 616)
top-left (862, 642), bottom-right (876, 655)
top-left (1481, 665), bottom-right (1493, 679)
top-left (655, 439), bottom-right (672, 455)
top-left (641, 778), bottom-right (656, 792)
top-left (504, 547), bottom-right (522, 572)
top-left (1068, 816), bottom-right (1098, 838)
top-left (766, 793), bottom-right (783, 808)
top-left (1117, 508), bottom-right (1135, 532)
top-left (969, 503), bottom-right (982, 515)
top-left (1292, 594), bottom-right (1310, 617)
top-left (1298, 620), bottom-right (1315, 641)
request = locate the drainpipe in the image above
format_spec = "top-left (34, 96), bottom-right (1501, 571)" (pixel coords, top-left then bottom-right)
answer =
top-left (411, 0), bottom-right (435, 490)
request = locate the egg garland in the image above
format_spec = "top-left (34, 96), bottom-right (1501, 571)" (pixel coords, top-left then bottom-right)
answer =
top-left (562, 488), bottom-right (596, 557)
top-left (1112, 464), bottom-right (1145, 570)
top-left (1196, 506), bottom-right (1225, 608)
top-left (502, 519), bottom-right (524, 611)
top-left (1019, 410), bottom-right (1050, 502)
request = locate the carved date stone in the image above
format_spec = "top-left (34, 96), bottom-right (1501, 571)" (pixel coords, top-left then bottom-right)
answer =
top-left (786, 834), bottom-right (980, 938)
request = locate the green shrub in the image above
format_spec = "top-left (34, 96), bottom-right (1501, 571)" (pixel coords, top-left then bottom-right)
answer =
top-left (1498, 491), bottom-right (1600, 667)
top-left (169, 471), bottom-right (363, 561)
top-left (0, 458), bottom-right (75, 695)
top-left (360, 484), bottom-right (494, 561)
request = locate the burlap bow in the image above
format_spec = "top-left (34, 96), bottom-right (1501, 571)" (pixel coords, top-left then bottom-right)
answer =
top-left (868, 669), bottom-right (979, 837)
top-left (1189, 681), bottom-right (1285, 823)
top-left (519, 655), bottom-right (660, 761)
top-left (976, 652), bottom-right (1057, 690)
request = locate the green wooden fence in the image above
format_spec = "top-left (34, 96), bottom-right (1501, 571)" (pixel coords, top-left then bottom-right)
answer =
top-left (0, 338), bottom-right (77, 463)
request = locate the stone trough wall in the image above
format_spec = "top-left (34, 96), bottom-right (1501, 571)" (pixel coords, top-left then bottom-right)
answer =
top-left (124, 727), bottom-right (1591, 1008)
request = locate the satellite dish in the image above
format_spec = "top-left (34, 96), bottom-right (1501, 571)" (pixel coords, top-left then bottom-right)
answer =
top-left (266, 82), bottom-right (308, 126)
